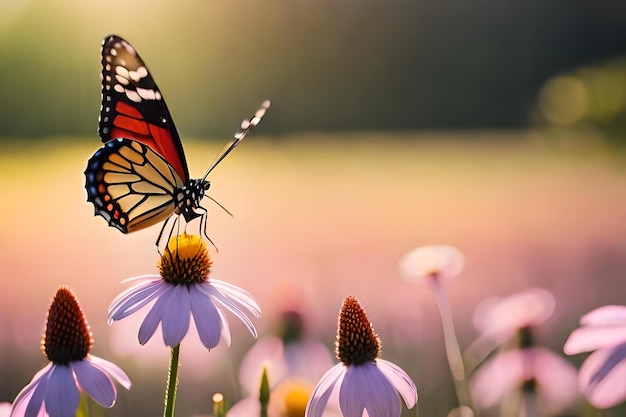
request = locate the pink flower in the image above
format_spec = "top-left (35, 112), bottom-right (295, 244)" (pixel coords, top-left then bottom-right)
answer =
top-left (564, 305), bottom-right (626, 408)
top-left (399, 245), bottom-right (464, 283)
top-left (472, 347), bottom-right (578, 413)
top-left (306, 296), bottom-right (417, 417)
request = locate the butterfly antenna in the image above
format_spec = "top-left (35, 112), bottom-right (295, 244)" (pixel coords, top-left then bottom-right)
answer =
top-left (206, 195), bottom-right (234, 217)
top-left (201, 100), bottom-right (271, 181)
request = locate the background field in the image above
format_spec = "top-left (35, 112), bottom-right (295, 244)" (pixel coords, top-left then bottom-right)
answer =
top-left (1, 133), bottom-right (626, 416)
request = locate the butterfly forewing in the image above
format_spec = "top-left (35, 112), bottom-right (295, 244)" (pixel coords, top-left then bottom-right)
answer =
top-left (99, 34), bottom-right (189, 182)
top-left (85, 138), bottom-right (185, 233)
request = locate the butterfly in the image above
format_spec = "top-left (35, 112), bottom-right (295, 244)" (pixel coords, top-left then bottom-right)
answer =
top-left (84, 34), bottom-right (270, 246)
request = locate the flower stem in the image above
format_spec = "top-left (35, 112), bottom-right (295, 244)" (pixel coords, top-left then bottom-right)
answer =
top-left (430, 276), bottom-right (475, 414)
top-left (164, 344), bottom-right (181, 417)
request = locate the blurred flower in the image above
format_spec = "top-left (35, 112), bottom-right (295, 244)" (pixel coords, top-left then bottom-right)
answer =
top-left (564, 305), bottom-right (626, 408)
top-left (10, 286), bottom-right (130, 417)
top-left (472, 346), bottom-right (578, 413)
top-left (229, 309), bottom-right (333, 417)
top-left (399, 245), bottom-right (472, 411)
top-left (306, 296), bottom-right (417, 417)
top-left (470, 288), bottom-right (577, 415)
top-left (108, 234), bottom-right (261, 349)
top-left (399, 245), bottom-right (464, 283)
top-left (473, 288), bottom-right (555, 346)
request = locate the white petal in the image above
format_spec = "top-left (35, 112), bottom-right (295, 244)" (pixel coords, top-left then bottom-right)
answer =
top-left (45, 364), bottom-right (80, 417)
top-left (89, 355), bottom-right (131, 389)
top-left (377, 359), bottom-right (418, 408)
top-left (564, 326), bottom-right (626, 355)
top-left (161, 285), bottom-right (191, 347)
top-left (72, 360), bottom-right (116, 407)
top-left (189, 285), bottom-right (222, 349)
top-left (306, 363), bottom-right (345, 417)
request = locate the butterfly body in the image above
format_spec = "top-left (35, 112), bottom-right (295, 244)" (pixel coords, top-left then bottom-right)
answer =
top-left (85, 35), bottom-right (269, 241)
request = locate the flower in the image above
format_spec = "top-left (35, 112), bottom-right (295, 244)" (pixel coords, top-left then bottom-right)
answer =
top-left (470, 288), bottom-right (577, 414)
top-left (10, 286), bottom-right (130, 417)
top-left (472, 288), bottom-right (555, 347)
top-left (564, 305), bottom-right (626, 408)
top-left (229, 309), bottom-right (334, 417)
top-left (472, 346), bottom-right (578, 413)
top-left (399, 245), bottom-right (464, 283)
top-left (108, 233), bottom-right (261, 349)
top-left (305, 296), bottom-right (417, 417)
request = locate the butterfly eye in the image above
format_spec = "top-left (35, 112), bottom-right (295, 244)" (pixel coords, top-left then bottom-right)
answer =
top-left (203, 181), bottom-right (211, 191)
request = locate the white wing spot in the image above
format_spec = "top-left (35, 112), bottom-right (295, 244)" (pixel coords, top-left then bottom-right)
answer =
top-left (125, 89), bottom-right (142, 102)
top-left (155, 91), bottom-right (162, 100)
top-left (115, 66), bottom-right (130, 79)
top-left (104, 55), bottom-right (112, 63)
top-left (137, 87), bottom-right (156, 100)
top-left (114, 84), bottom-right (125, 93)
top-left (115, 74), bottom-right (130, 86)
top-left (135, 66), bottom-right (148, 78)
top-left (105, 64), bottom-right (111, 71)
top-left (105, 75), bottom-right (112, 82)
top-left (110, 48), bottom-right (118, 57)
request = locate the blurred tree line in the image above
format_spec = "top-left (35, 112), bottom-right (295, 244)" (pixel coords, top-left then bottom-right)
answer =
top-left (0, 0), bottom-right (625, 138)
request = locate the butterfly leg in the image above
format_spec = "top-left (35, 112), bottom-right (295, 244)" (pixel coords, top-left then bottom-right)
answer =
top-left (156, 215), bottom-right (180, 254)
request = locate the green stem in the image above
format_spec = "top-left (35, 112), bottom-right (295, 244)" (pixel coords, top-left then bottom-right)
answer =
top-left (430, 276), bottom-right (476, 415)
top-left (164, 344), bottom-right (181, 417)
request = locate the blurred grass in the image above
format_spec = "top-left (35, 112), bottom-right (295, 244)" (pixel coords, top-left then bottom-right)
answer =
top-left (1, 131), bottom-right (626, 416)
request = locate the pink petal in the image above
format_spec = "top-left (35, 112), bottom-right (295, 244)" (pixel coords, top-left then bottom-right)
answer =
top-left (473, 288), bottom-right (555, 339)
top-left (340, 363), bottom-right (401, 417)
top-left (72, 360), bottom-right (116, 407)
top-left (531, 347), bottom-right (578, 412)
top-left (472, 350), bottom-right (524, 407)
top-left (138, 286), bottom-right (173, 345)
top-left (564, 326), bottom-right (626, 355)
top-left (108, 279), bottom-right (167, 324)
top-left (201, 282), bottom-right (259, 338)
top-left (306, 363), bottom-right (345, 417)
top-left (580, 305), bottom-right (626, 326)
top-left (377, 359), bottom-right (418, 408)
top-left (238, 336), bottom-right (287, 395)
top-left (189, 285), bottom-right (222, 349)
top-left (161, 285), bottom-right (191, 347)
top-left (10, 364), bottom-right (53, 417)
top-left (579, 343), bottom-right (626, 408)
top-left (89, 355), bottom-right (131, 390)
top-left (45, 365), bottom-right (79, 417)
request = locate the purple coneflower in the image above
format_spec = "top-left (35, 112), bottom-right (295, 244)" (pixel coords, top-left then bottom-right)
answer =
top-left (10, 286), bottom-right (130, 417)
top-left (306, 296), bottom-right (417, 417)
top-left (108, 233), bottom-right (261, 349)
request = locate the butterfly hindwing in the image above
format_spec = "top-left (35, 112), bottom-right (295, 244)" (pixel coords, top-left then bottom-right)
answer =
top-left (85, 138), bottom-right (185, 233)
top-left (99, 34), bottom-right (189, 182)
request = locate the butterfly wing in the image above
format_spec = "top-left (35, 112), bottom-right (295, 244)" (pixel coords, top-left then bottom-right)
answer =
top-left (85, 138), bottom-right (185, 233)
top-left (99, 34), bottom-right (189, 182)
